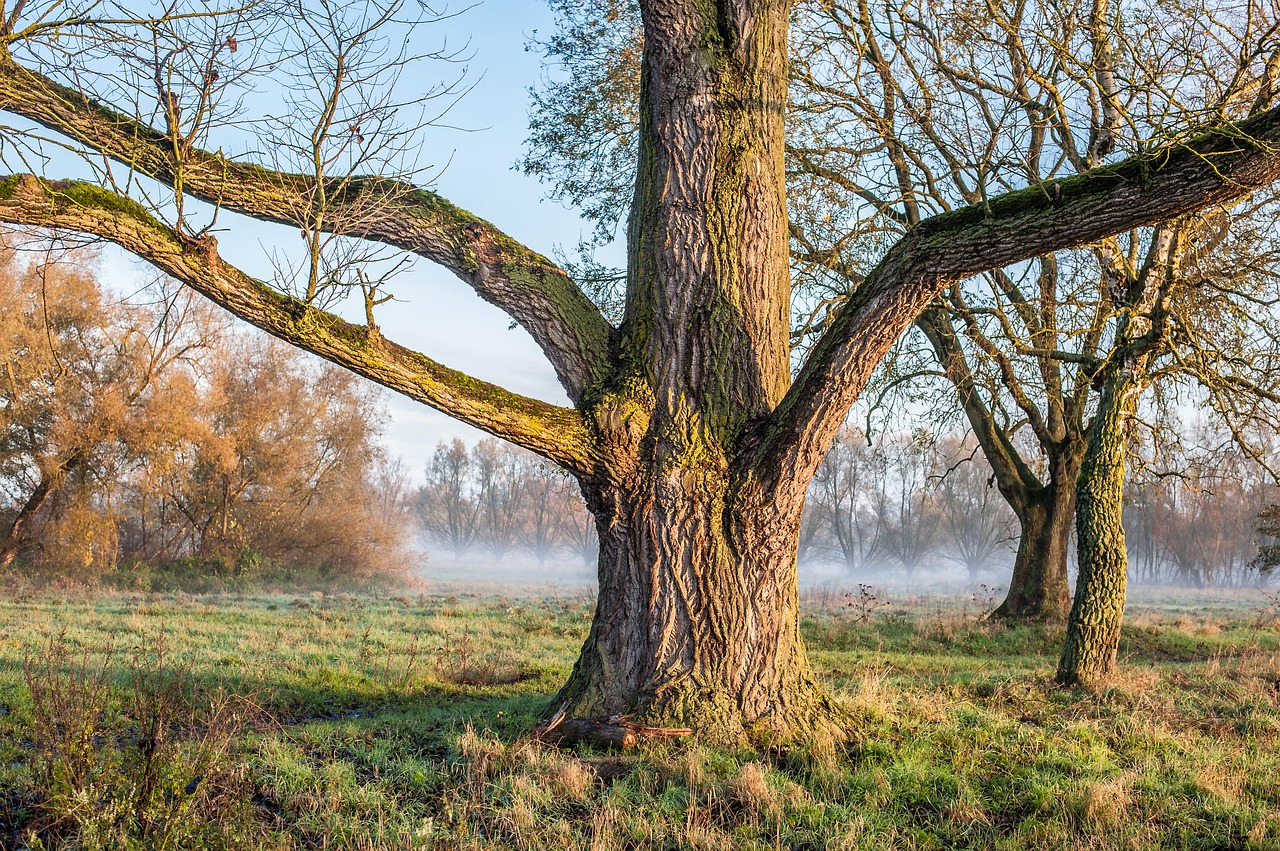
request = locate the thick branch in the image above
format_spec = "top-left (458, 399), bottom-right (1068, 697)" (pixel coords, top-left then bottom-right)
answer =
top-left (758, 104), bottom-right (1280, 488)
top-left (0, 58), bottom-right (614, 402)
top-left (0, 175), bottom-right (601, 475)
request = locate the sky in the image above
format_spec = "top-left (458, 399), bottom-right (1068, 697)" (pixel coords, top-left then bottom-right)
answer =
top-left (93, 1), bottom-right (608, 479)
top-left (353, 2), bottom-right (594, 475)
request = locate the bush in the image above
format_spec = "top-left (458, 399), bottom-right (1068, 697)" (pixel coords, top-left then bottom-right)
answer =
top-left (18, 633), bottom-right (265, 849)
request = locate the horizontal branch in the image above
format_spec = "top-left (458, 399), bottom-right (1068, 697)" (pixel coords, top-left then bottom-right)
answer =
top-left (758, 104), bottom-right (1280, 488)
top-left (0, 175), bottom-right (601, 475)
top-left (0, 57), bottom-right (614, 402)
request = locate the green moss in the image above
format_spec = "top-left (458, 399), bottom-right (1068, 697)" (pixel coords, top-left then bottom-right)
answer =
top-left (0, 173), bottom-right (23, 199)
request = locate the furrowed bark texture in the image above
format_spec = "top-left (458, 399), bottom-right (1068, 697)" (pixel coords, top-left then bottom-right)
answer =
top-left (555, 479), bottom-right (841, 742)
top-left (1056, 369), bottom-right (1139, 685)
top-left (554, 1), bottom-right (845, 742)
top-left (1057, 226), bottom-right (1176, 686)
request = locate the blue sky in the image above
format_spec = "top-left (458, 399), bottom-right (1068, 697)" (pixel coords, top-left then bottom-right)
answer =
top-left (360, 2), bottom-right (593, 473)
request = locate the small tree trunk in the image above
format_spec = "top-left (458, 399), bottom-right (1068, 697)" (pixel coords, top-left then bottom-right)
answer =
top-left (1056, 372), bottom-right (1142, 686)
top-left (1057, 222), bottom-right (1179, 685)
top-left (0, 462), bottom-right (75, 568)
top-left (992, 456), bottom-right (1078, 621)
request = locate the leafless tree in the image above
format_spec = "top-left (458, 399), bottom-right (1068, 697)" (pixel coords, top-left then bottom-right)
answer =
top-left (415, 439), bottom-right (479, 561)
top-left (933, 436), bottom-right (1016, 585)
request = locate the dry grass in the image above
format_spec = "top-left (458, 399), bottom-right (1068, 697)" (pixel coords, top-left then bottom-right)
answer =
top-left (0, 590), bottom-right (1278, 849)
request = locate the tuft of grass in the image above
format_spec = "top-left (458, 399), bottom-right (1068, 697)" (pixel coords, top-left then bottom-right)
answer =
top-left (17, 632), bottom-right (263, 850)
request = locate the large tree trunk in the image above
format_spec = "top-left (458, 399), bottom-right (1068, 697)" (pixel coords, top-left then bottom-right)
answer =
top-left (553, 477), bottom-right (843, 743)
top-left (551, 2), bottom-right (845, 743)
top-left (992, 454), bottom-right (1079, 621)
top-left (1056, 370), bottom-right (1140, 685)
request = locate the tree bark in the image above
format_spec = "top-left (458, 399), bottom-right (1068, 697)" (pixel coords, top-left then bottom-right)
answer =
top-left (917, 304), bottom-right (1082, 623)
top-left (553, 476), bottom-right (844, 744)
top-left (992, 454), bottom-right (1080, 621)
top-left (1057, 226), bottom-right (1178, 686)
top-left (1056, 370), bottom-right (1139, 685)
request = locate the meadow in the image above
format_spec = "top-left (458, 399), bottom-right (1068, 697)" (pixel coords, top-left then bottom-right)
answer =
top-left (0, 584), bottom-right (1277, 850)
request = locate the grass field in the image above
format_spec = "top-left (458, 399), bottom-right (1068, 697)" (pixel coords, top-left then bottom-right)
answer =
top-left (0, 585), bottom-right (1278, 850)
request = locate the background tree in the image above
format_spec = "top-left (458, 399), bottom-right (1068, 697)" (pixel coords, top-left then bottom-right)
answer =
top-left (807, 426), bottom-right (885, 572)
top-left (876, 431), bottom-right (942, 580)
top-left (0, 241), bottom-right (211, 569)
top-left (0, 244), bottom-right (412, 581)
top-left (138, 334), bottom-right (405, 577)
top-left (521, 453), bottom-right (571, 567)
top-left (933, 436), bottom-right (1016, 585)
top-left (415, 440), bottom-right (479, 560)
top-left (472, 438), bottom-right (530, 564)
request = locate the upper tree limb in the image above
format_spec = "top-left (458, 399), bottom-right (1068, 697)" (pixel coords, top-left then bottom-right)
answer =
top-left (0, 57), bottom-right (615, 403)
top-left (756, 105), bottom-right (1280, 491)
top-left (0, 174), bottom-right (602, 476)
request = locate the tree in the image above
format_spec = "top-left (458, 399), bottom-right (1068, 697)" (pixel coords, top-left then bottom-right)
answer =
top-left (876, 431), bottom-right (941, 580)
top-left (415, 440), bottom-right (480, 560)
top-left (521, 453), bottom-right (571, 567)
top-left (807, 426), bottom-right (885, 571)
top-left (933, 437), bottom-right (1016, 585)
top-left (132, 333), bottom-right (405, 577)
top-left (0, 242), bottom-right (406, 580)
top-left (1057, 201), bottom-right (1280, 683)
top-left (0, 2), bottom-right (1278, 740)
top-left (0, 241), bottom-right (210, 569)
top-left (472, 439), bottom-right (530, 563)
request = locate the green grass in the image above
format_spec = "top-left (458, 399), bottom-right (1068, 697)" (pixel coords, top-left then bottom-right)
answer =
top-left (0, 587), bottom-right (1278, 849)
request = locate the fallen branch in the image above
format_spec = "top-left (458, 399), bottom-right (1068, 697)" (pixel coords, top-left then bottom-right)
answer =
top-left (534, 711), bottom-right (693, 751)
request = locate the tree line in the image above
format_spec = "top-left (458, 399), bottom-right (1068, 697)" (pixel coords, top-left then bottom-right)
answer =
top-left (0, 243), bottom-right (413, 586)
top-left (804, 424), bottom-right (1277, 588)
top-left (418, 422), bottom-right (1277, 590)
top-left (414, 438), bottom-right (597, 568)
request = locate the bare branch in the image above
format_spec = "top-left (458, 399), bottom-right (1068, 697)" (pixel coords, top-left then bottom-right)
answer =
top-left (0, 174), bottom-right (602, 475)
top-left (0, 57), bottom-right (614, 402)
